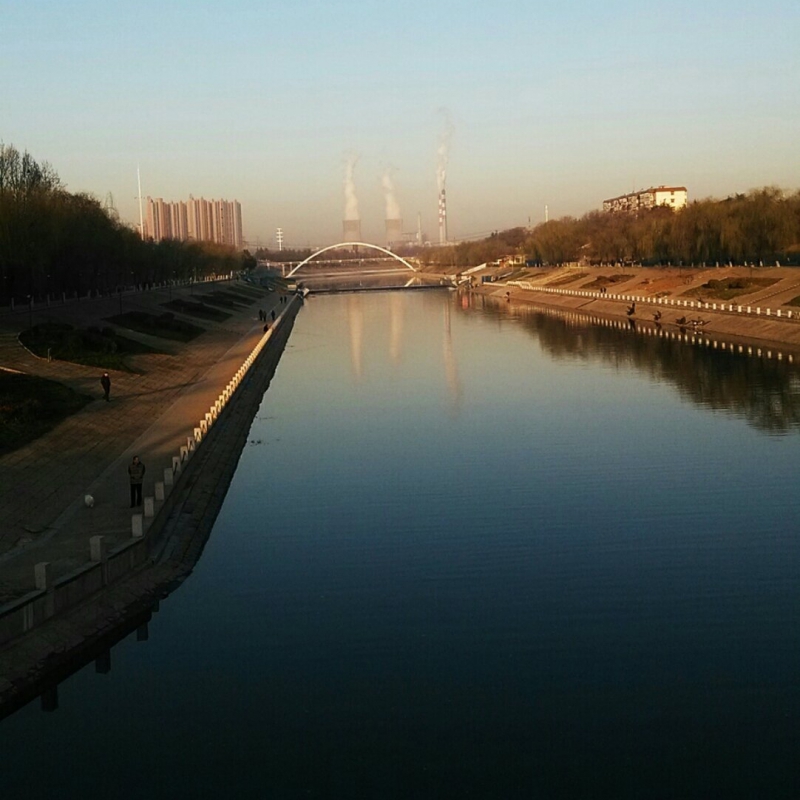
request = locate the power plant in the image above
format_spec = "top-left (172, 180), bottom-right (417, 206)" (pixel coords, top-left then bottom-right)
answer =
top-left (438, 189), bottom-right (447, 245)
top-left (385, 218), bottom-right (403, 248)
top-left (343, 219), bottom-right (361, 241)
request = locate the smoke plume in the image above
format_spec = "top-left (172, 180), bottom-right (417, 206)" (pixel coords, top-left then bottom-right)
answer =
top-left (344, 154), bottom-right (360, 221)
top-left (436, 111), bottom-right (454, 193)
top-left (382, 170), bottom-right (401, 220)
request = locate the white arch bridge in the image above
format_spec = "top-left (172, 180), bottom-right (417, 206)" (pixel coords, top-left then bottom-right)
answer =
top-left (285, 242), bottom-right (418, 278)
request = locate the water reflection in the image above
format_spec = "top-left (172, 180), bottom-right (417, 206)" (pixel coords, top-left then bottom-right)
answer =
top-left (347, 293), bottom-right (364, 380)
top-left (463, 292), bottom-right (800, 434)
top-left (442, 299), bottom-right (463, 415)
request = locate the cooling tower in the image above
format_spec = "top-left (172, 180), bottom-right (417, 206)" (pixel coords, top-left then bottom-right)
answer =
top-left (385, 218), bottom-right (403, 248)
top-left (343, 219), bottom-right (361, 241)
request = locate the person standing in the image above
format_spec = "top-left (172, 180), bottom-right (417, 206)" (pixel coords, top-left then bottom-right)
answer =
top-left (128, 455), bottom-right (145, 508)
top-left (100, 372), bottom-right (111, 402)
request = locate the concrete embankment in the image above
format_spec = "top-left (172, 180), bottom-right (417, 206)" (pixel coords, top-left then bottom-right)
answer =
top-left (0, 296), bottom-right (301, 716)
top-left (476, 266), bottom-right (800, 356)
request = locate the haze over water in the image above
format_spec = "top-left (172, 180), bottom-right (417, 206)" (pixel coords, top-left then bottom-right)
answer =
top-left (2, 290), bottom-right (799, 797)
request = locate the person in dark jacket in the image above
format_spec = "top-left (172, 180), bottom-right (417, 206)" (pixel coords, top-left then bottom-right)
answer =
top-left (128, 455), bottom-right (145, 507)
top-left (100, 372), bottom-right (111, 402)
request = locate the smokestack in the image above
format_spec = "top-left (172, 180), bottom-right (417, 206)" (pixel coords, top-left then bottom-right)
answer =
top-left (436, 112), bottom-right (453, 245)
top-left (438, 189), bottom-right (447, 245)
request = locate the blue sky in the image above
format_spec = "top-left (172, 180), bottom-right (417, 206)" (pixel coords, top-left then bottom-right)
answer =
top-left (2, 0), bottom-right (799, 248)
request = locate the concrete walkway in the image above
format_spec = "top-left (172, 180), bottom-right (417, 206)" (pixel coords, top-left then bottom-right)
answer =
top-left (0, 281), bottom-right (282, 603)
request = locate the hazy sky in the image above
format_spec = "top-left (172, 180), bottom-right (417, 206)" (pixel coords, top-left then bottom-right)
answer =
top-left (3, 0), bottom-right (799, 248)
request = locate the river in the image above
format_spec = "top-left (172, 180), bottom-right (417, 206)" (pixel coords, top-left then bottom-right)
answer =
top-left (2, 289), bottom-right (799, 798)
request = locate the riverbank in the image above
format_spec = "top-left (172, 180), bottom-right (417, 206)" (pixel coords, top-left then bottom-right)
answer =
top-left (0, 285), bottom-right (300, 713)
top-left (471, 265), bottom-right (800, 354)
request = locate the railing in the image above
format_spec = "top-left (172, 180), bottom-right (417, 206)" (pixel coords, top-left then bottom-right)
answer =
top-left (0, 291), bottom-right (301, 647)
top-left (504, 281), bottom-right (797, 321)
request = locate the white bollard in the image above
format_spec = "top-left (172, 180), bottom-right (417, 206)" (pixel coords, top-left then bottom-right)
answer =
top-left (132, 515), bottom-right (144, 538)
top-left (144, 497), bottom-right (155, 518)
top-left (180, 445), bottom-right (188, 462)
top-left (155, 481), bottom-right (165, 501)
top-left (164, 468), bottom-right (174, 487)
top-left (172, 456), bottom-right (181, 475)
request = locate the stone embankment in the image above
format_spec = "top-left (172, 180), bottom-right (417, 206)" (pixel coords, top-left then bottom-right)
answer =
top-left (477, 265), bottom-right (800, 355)
top-left (0, 282), bottom-right (300, 715)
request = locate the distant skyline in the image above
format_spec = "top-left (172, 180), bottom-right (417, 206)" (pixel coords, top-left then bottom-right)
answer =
top-left (3, 0), bottom-right (799, 249)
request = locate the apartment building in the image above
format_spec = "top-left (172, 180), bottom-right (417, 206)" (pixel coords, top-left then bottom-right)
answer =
top-left (144, 196), bottom-right (243, 248)
top-left (603, 186), bottom-right (688, 214)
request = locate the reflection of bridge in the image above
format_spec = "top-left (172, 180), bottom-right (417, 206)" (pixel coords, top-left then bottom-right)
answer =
top-left (286, 242), bottom-right (418, 278)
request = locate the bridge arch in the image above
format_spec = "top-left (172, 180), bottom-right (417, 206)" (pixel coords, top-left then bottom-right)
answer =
top-left (286, 242), bottom-right (418, 278)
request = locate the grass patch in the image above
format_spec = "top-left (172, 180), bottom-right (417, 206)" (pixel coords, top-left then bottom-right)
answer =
top-left (107, 311), bottom-right (205, 342)
top-left (196, 291), bottom-right (251, 309)
top-left (20, 323), bottom-right (158, 372)
top-left (582, 274), bottom-right (634, 289)
top-left (0, 371), bottom-right (93, 455)
top-left (228, 284), bottom-right (268, 300)
top-left (685, 277), bottom-right (778, 301)
top-left (546, 272), bottom-right (589, 287)
top-left (162, 299), bottom-right (232, 322)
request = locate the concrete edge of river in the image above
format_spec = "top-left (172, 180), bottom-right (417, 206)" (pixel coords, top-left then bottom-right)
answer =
top-left (476, 266), bottom-right (800, 357)
top-left (0, 297), bottom-right (300, 718)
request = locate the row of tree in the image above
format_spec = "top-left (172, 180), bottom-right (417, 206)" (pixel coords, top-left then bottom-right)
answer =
top-left (418, 188), bottom-right (800, 269)
top-left (0, 144), bottom-right (255, 305)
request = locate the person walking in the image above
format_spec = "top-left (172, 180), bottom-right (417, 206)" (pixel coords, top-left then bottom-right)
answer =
top-left (100, 372), bottom-right (111, 402)
top-left (128, 455), bottom-right (145, 508)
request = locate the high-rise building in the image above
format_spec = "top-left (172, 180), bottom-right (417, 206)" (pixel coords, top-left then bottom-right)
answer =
top-left (144, 196), bottom-right (243, 248)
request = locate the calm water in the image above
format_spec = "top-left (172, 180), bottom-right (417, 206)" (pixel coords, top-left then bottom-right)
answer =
top-left (2, 290), bottom-right (800, 798)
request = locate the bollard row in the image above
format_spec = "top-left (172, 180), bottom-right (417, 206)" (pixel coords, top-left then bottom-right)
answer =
top-left (129, 300), bottom-right (291, 539)
top-left (505, 281), bottom-right (795, 320)
top-left (505, 300), bottom-right (795, 364)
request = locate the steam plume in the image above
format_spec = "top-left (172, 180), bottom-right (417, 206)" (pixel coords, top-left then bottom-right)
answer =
top-left (436, 111), bottom-right (454, 193)
top-left (344, 154), bottom-right (360, 221)
top-left (382, 170), bottom-right (401, 220)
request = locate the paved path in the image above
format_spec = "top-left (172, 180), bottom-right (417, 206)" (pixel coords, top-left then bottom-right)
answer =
top-left (0, 281), bottom-right (281, 603)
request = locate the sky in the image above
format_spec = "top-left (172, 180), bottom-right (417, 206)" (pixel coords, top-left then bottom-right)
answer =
top-left (2, 0), bottom-right (799, 249)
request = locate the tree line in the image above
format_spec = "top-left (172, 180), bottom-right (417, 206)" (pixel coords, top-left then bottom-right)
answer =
top-left (419, 188), bottom-right (800, 270)
top-left (0, 144), bottom-right (255, 305)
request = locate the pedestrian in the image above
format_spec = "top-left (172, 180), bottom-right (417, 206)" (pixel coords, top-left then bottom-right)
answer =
top-left (271, 309), bottom-right (276, 321)
top-left (128, 455), bottom-right (145, 508)
top-left (100, 372), bottom-right (111, 402)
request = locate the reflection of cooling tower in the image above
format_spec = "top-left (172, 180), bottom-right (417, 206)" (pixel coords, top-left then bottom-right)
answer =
top-left (343, 219), bottom-right (361, 241)
top-left (385, 218), bottom-right (403, 248)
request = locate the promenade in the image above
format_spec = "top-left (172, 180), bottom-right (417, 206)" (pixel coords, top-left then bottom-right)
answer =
top-left (0, 281), bottom-right (281, 604)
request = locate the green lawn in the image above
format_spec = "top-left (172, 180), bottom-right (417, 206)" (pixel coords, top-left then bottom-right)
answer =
top-left (106, 311), bottom-right (205, 342)
top-left (20, 323), bottom-right (159, 372)
top-left (162, 299), bottom-right (232, 322)
top-left (0, 371), bottom-right (93, 455)
top-left (685, 277), bottom-right (778, 301)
